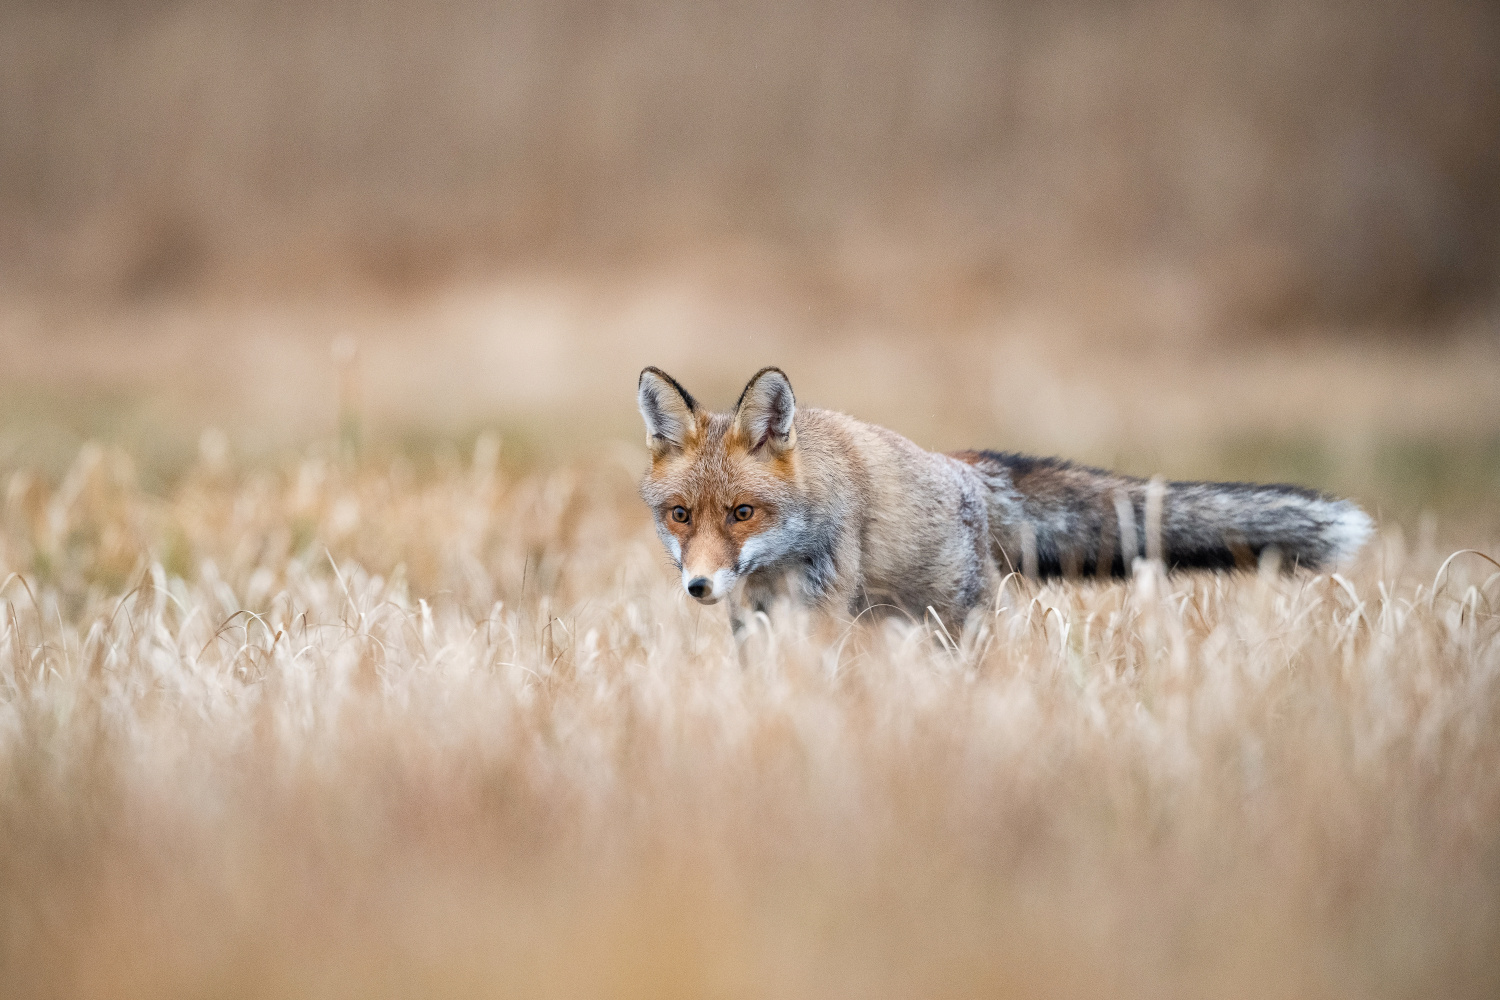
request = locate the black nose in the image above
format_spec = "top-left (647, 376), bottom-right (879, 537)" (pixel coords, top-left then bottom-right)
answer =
top-left (687, 577), bottom-right (711, 599)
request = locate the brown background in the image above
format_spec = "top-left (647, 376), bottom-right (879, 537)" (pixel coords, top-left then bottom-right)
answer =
top-left (1, 0), bottom-right (1497, 519)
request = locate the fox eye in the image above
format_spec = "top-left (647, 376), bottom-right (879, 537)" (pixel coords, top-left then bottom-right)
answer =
top-left (670, 506), bottom-right (690, 523)
top-left (733, 504), bottom-right (754, 522)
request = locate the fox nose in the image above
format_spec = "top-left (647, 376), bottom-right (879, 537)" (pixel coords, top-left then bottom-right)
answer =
top-left (686, 577), bottom-right (711, 599)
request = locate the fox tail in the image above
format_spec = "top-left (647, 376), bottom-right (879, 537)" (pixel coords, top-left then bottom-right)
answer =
top-left (954, 451), bottom-right (1374, 578)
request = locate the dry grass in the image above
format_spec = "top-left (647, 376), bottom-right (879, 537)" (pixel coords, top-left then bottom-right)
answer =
top-left (5, 0), bottom-right (1498, 323)
top-left (4, 282), bottom-right (1500, 508)
top-left (1, 437), bottom-right (1497, 999)
top-left (6, 4), bottom-right (1496, 990)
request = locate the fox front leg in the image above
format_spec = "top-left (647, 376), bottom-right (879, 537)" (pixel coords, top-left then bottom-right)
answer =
top-left (728, 601), bottom-right (752, 668)
top-left (727, 596), bottom-right (763, 669)
top-left (727, 576), bottom-right (778, 667)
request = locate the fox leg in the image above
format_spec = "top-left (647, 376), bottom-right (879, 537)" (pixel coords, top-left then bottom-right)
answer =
top-left (796, 535), bottom-right (867, 646)
top-left (727, 594), bottom-right (754, 650)
top-left (727, 574), bottom-right (780, 666)
top-left (728, 603), bottom-right (753, 669)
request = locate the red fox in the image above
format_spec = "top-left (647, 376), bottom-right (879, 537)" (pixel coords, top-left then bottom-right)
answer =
top-left (637, 366), bottom-right (1373, 637)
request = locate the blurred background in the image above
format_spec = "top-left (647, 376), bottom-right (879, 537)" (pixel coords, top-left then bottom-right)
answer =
top-left (1, 0), bottom-right (1498, 521)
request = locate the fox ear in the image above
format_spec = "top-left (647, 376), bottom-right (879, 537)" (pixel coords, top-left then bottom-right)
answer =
top-left (638, 367), bottom-right (701, 455)
top-left (732, 367), bottom-right (796, 454)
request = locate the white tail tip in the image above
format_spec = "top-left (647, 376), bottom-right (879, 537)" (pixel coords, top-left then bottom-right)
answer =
top-left (1327, 504), bottom-right (1375, 563)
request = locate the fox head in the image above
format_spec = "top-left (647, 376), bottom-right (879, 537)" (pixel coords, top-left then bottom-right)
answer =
top-left (637, 366), bottom-right (804, 604)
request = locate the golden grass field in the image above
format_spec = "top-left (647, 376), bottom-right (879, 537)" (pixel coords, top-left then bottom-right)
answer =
top-left (1, 395), bottom-right (1498, 998)
top-left (4, 0), bottom-right (1499, 994)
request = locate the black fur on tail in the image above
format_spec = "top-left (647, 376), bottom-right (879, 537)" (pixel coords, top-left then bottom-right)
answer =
top-left (952, 451), bottom-right (1373, 579)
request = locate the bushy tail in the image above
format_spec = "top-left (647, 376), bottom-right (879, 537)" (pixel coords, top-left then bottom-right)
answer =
top-left (1132, 477), bottom-right (1374, 574)
top-left (953, 451), bottom-right (1374, 578)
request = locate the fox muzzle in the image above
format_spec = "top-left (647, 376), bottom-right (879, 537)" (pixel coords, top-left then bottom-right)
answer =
top-left (682, 568), bottom-right (734, 604)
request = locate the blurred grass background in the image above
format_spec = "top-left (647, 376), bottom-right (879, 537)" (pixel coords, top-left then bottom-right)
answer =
top-left (0, 0), bottom-right (1497, 523)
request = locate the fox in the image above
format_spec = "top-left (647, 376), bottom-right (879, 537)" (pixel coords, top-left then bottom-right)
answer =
top-left (637, 365), bottom-right (1374, 639)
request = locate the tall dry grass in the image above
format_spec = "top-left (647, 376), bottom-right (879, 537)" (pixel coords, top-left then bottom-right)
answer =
top-left (1, 437), bottom-right (1497, 998)
top-left (4, 0), bottom-right (1498, 324)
